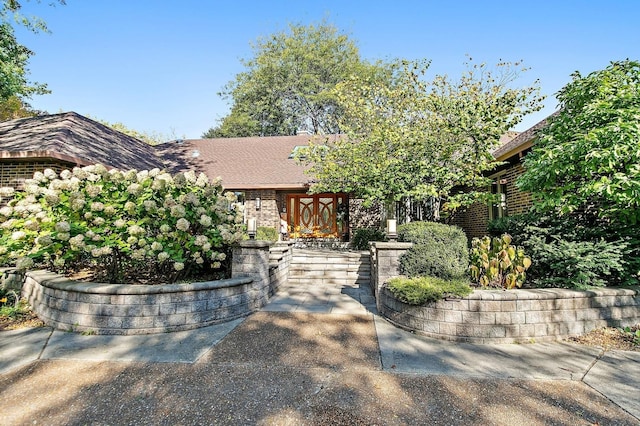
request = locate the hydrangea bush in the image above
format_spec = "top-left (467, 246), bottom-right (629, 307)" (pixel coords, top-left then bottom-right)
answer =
top-left (0, 165), bottom-right (244, 283)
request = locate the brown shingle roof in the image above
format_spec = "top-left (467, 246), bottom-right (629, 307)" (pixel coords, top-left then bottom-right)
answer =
top-left (0, 112), bottom-right (164, 170)
top-left (492, 112), bottom-right (559, 160)
top-left (157, 134), bottom-right (340, 190)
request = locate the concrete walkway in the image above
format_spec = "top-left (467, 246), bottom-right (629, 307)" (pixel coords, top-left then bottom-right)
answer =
top-left (1, 281), bottom-right (639, 424)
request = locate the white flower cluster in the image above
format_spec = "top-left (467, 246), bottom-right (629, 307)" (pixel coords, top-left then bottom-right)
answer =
top-left (0, 165), bottom-right (244, 281)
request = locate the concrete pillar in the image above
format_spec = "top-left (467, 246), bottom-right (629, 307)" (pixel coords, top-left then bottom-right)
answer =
top-left (370, 241), bottom-right (413, 306)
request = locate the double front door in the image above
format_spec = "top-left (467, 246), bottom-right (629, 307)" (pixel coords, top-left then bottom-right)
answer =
top-left (286, 194), bottom-right (347, 238)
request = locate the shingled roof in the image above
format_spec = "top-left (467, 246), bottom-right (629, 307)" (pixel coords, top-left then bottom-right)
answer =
top-left (157, 134), bottom-right (340, 190)
top-left (492, 112), bottom-right (559, 161)
top-left (0, 112), bottom-right (164, 170)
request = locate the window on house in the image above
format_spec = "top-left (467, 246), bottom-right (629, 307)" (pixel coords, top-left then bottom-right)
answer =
top-left (489, 176), bottom-right (507, 220)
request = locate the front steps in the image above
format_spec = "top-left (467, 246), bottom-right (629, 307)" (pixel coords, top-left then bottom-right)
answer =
top-left (288, 249), bottom-right (371, 286)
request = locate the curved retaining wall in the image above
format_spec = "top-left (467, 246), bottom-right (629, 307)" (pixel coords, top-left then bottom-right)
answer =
top-left (379, 286), bottom-right (640, 344)
top-left (21, 270), bottom-right (260, 335)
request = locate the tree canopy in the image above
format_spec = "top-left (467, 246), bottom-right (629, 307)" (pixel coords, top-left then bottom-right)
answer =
top-left (0, 0), bottom-right (64, 106)
top-left (299, 58), bottom-right (543, 216)
top-left (206, 21), bottom-right (376, 138)
top-left (517, 59), bottom-right (640, 225)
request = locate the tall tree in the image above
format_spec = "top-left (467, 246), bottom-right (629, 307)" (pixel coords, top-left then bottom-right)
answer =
top-left (517, 59), bottom-right (640, 225)
top-left (299, 58), bottom-right (543, 217)
top-left (215, 21), bottom-right (371, 137)
top-left (0, 0), bottom-right (64, 106)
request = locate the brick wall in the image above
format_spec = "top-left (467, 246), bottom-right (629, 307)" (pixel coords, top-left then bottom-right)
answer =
top-left (245, 189), bottom-right (280, 230)
top-left (0, 160), bottom-right (75, 190)
top-left (503, 162), bottom-right (532, 215)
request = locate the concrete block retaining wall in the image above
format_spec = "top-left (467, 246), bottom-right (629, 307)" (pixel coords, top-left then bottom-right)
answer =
top-left (18, 240), bottom-right (294, 335)
top-left (379, 286), bottom-right (640, 343)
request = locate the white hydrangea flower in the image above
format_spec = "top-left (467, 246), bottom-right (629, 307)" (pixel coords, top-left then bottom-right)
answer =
top-left (217, 252), bottom-right (227, 261)
top-left (127, 236), bottom-right (138, 245)
top-left (138, 238), bottom-right (147, 247)
top-left (202, 242), bottom-right (211, 252)
top-left (57, 232), bottom-right (70, 241)
top-left (84, 212), bottom-right (93, 220)
top-left (15, 257), bottom-right (34, 270)
top-left (114, 219), bottom-right (127, 229)
top-left (224, 192), bottom-right (237, 202)
top-left (69, 234), bottom-right (85, 249)
top-left (60, 169), bottom-right (72, 180)
top-left (24, 220), bottom-right (39, 231)
top-left (157, 251), bottom-right (170, 262)
top-left (0, 206), bottom-right (13, 217)
top-left (103, 205), bottom-right (116, 216)
top-left (148, 168), bottom-right (160, 177)
top-left (184, 170), bottom-right (197, 183)
top-left (93, 217), bottom-right (105, 226)
top-left (128, 225), bottom-right (145, 236)
top-left (196, 257), bottom-right (204, 264)
top-left (53, 257), bottom-right (65, 268)
top-left (108, 169), bottom-right (124, 182)
top-left (159, 224), bottom-right (171, 234)
top-left (185, 192), bottom-right (200, 206)
top-left (36, 235), bottom-right (53, 246)
top-left (33, 171), bottom-right (46, 182)
top-left (199, 214), bottom-right (212, 227)
top-left (0, 246), bottom-right (7, 255)
top-left (136, 170), bottom-right (149, 182)
top-left (43, 168), bottom-right (57, 180)
top-left (55, 221), bottom-right (71, 232)
top-left (131, 248), bottom-right (146, 260)
top-left (0, 187), bottom-right (14, 197)
top-left (170, 204), bottom-right (186, 218)
top-left (195, 173), bottom-right (209, 187)
top-left (151, 241), bottom-right (163, 251)
top-left (174, 262), bottom-right (184, 271)
top-left (11, 231), bottom-right (26, 240)
top-left (124, 169), bottom-right (137, 180)
top-left (71, 198), bottom-right (86, 211)
top-left (90, 201), bottom-right (105, 212)
top-left (212, 261), bottom-right (221, 269)
top-left (194, 235), bottom-right (208, 246)
top-left (127, 183), bottom-right (142, 195)
top-left (124, 201), bottom-right (136, 213)
top-left (176, 218), bottom-right (190, 232)
top-left (85, 185), bottom-right (102, 198)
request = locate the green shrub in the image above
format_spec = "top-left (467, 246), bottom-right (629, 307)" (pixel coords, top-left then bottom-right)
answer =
top-left (469, 234), bottom-right (531, 289)
top-left (0, 166), bottom-right (244, 283)
top-left (256, 226), bottom-right (278, 242)
top-left (527, 237), bottom-right (627, 289)
top-left (488, 213), bottom-right (637, 287)
top-left (397, 221), bottom-right (468, 279)
top-left (351, 227), bottom-right (387, 250)
top-left (386, 275), bottom-right (472, 305)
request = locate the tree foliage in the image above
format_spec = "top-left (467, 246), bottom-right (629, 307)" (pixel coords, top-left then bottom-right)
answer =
top-left (214, 21), bottom-right (370, 137)
top-left (518, 59), bottom-right (640, 225)
top-left (300, 58), bottom-right (543, 215)
top-left (0, 0), bottom-right (64, 104)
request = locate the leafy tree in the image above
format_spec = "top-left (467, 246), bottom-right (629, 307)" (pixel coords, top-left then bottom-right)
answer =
top-left (216, 21), bottom-right (371, 136)
top-left (517, 59), bottom-right (640, 225)
top-left (300, 59), bottom-right (543, 216)
top-left (0, 0), bottom-right (65, 103)
top-left (91, 116), bottom-right (178, 146)
top-left (202, 106), bottom-right (261, 138)
top-left (0, 94), bottom-right (39, 120)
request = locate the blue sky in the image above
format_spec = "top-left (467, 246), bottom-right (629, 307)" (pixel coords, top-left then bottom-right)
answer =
top-left (15, 0), bottom-right (640, 139)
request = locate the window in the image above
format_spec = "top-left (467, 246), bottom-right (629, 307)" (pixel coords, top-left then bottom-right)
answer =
top-left (489, 176), bottom-right (507, 220)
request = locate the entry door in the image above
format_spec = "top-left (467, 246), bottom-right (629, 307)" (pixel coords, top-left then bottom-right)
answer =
top-left (287, 194), bottom-right (345, 238)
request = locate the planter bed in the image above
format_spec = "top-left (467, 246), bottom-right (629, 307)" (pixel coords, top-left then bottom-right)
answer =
top-left (379, 285), bottom-right (640, 344)
top-left (20, 269), bottom-right (261, 335)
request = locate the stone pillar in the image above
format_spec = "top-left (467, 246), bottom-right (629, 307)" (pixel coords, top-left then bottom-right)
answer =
top-left (232, 240), bottom-right (271, 309)
top-left (370, 241), bottom-right (413, 305)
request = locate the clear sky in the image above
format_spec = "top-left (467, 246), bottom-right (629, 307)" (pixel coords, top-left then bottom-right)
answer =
top-left (14, 0), bottom-right (640, 140)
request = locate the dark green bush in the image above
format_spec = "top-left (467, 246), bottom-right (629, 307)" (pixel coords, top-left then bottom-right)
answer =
top-left (386, 275), bottom-right (472, 305)
top-left (398, 221), bottom-right (468, 279)
top-left (257, 226), bottom-right (279, 242)
top-left (351, 227), bottom-right (387, 250)
top-left (488, 213), bottom-right (638, 287)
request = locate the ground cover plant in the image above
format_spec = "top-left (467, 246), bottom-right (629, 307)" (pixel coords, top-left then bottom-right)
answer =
top-left (0, 165), bottom-right (244, 283)
top-left (386, 275), bottom-right (472, 305)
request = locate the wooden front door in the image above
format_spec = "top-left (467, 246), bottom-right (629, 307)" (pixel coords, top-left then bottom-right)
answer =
top-left (287, 194), bottom-right (347, 238)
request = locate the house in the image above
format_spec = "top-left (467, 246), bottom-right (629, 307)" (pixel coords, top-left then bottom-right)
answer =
top-left (451, 115), bottom-right (554, 239)
top-left (157, 134), bottom-right (350, 239)
top-left (0, 112), bottom-right (164, 190)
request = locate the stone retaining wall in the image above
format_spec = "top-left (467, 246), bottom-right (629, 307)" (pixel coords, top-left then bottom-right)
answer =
top-left (380, 286), bottom-right (640, 343)
top-left (18, 240), bottom-right (294, 335)
top-left (22, 270), bottom-right (258, 335)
